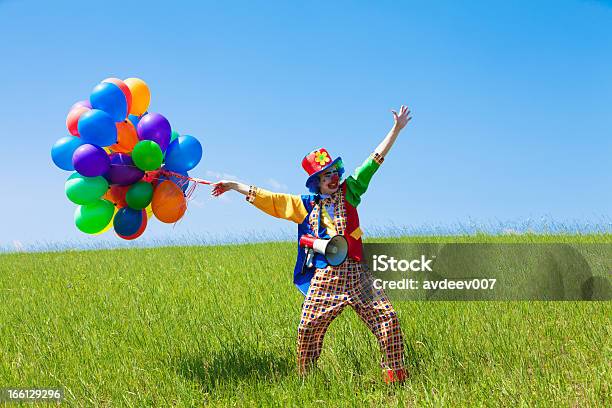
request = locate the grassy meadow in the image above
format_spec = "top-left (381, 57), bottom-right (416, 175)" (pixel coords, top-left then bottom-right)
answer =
top-left (0, 234), bottom-right (610, 407)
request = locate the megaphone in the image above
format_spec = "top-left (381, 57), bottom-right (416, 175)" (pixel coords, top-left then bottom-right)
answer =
top-left (299, 234), bottom-right (348, 271)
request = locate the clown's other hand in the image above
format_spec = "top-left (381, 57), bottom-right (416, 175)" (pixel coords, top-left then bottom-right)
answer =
top-left (391, 105), bottom-right (412, 130)
top-left (211, 180), bottom-right (236, 197)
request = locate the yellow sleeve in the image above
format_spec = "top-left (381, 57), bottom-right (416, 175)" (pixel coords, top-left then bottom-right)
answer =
top-left (245, 186), bottom-right (309, 224)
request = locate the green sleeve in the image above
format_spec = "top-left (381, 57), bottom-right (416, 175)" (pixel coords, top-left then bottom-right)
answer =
top-left (344, 155), bottom-right (381, 207)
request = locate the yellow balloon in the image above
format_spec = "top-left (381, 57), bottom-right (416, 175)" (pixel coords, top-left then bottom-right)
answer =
top-left (124, 78), bottom-right (151, 116)
top-left (93, 207), bottom-right (117, 235)
top-left (145, 204), bottom-right (153, 219)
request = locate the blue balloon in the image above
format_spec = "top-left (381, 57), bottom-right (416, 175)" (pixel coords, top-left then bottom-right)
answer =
top-left (158, 166), bottom-right (190, 193)
top-left (90, 82), bottom-right (127, 122)
top-left (113, 207), bottom-right (143, 236)
top-left (163, 135), bottom-right (203, 172)
top-left (51, 136), bottom-right (84, 171)
top-left (77, 109), bottom-right (117, 147)
top-left (128, 114), bottom-right (142, 128)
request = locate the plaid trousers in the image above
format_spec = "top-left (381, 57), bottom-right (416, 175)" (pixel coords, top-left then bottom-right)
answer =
top-left (297, 258), bottom-right (405, 374)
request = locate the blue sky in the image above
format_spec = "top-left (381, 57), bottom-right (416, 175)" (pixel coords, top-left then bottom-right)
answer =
top-left (0, 0), bottom-right (610, 249)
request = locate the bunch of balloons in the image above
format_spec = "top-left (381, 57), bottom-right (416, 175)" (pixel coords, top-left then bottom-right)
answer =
top-left (51, 77), bottom-right (203, 240)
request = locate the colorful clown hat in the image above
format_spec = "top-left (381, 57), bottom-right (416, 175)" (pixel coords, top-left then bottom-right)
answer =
top-left (302, 148), bottom-right (343, 190)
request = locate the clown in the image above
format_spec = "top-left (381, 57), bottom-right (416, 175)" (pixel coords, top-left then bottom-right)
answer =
top-left (212, 105), bottom-right (412, 383)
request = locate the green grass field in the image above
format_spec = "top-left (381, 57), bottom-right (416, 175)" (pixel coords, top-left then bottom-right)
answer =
top-left (1, 234), bottom-right (610, 407)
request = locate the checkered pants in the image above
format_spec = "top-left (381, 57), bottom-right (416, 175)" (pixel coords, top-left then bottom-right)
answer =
top-left (297, 258), bottom-right (405, 374)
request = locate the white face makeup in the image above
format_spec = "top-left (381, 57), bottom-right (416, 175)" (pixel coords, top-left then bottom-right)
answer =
top-left (319, 168), bottom-right (340, 194)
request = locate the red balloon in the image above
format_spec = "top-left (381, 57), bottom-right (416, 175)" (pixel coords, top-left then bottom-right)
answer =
top-left (117, 209), bottom-right (147, 240)
top-left (66, 106), bottom-right (90, 136)
top-left (143, 169), bottom-right (162, 187)
top-left (103, 78), bottom-right (133, 116)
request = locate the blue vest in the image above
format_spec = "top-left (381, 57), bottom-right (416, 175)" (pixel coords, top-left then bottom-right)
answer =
top-left (293, 194), bottom-right (331, 295)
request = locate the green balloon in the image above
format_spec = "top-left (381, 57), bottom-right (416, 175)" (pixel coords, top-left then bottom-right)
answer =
top-left (132, 140), bottom-right (163, 171)
top-left (65, 173), bottom-right (109, 205)
top-left (126, 181), bottom-right (154, 209)
top-left (74, 199), bottom-right (115, 234)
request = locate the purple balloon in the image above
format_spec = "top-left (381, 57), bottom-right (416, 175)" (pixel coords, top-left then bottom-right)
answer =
top-left (71, 100), bottom-right (92, 110)
top-left (137, 112), bottom-right (171, 152)
top-left (105, 153), bottom-right (144, 186)
top-left (72, 144), bottom-right (110, 177)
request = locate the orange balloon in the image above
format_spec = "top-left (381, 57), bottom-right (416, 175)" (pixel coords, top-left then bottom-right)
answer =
top-left (123, 78), bottom-right (150, 116)
top-left (110, 120), bottom-right (139, 153)
top-left (103, 78), bottom-right (133, 114)
top-left (103, 185), bottom-right (130, 208)
top-left (152, 181), bottom-right (186, 223)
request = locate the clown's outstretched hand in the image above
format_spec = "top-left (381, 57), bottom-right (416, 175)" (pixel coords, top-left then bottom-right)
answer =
top-left (211, 180), bottom-right (250, 197)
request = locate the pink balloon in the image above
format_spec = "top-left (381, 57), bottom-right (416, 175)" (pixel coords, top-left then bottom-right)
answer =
top-left (66, 106), bottom-right (90, 136)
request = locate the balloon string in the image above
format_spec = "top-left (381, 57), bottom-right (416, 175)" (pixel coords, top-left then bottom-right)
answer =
top-left (107, 164), bottom-right (215, 186)
top-left (153, 169), bottom-right (212, 202)
top-left (157, 169), bottom-right (214, 185)
top-left (106, 166), bottom-right (213, 202)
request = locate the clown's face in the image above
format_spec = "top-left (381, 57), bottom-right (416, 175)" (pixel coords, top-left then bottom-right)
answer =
top-left (319, 168), bottom-right (340, 194)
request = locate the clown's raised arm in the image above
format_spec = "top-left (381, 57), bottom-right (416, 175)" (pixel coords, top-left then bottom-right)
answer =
top-left (376, 105), bottom-right (411, 159)
top-left (342, 104), bottom-right (412, 205)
